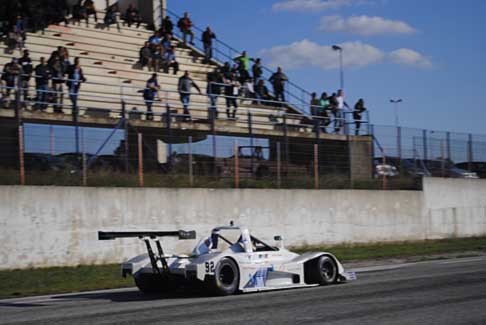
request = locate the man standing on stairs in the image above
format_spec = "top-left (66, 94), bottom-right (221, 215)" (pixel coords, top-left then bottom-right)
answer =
top-left (177, 12), bottom-right (195, 45)
top-left (143, 73), bottom-right (160, 121)
top-left (19, 50), bottom-right (33, 102)
top-left (233, 51), bottom-right (252, 83)
top-left (34, 57), bottom-right (51, 111)
top-left (66, 57), bottom-right (87, 116)
top-left (202, 27), bottom-right (216, 64)
top-left (269, 67), bottom-right (289, 103)
top-left (178, 71), bottom-right (201, 121)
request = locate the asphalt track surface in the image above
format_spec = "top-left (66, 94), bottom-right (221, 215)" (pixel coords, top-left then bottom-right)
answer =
top-left (1, 257), bottom-right (485, 325)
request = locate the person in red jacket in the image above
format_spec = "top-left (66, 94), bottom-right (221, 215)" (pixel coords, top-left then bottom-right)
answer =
top-left (177, 12), bottom-right (195, 45)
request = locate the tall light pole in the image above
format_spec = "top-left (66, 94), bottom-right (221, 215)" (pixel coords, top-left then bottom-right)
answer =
top-left (332, 45), bottom-right (343, 90)
top-left (390, 99), bottom-right (403, 128)
top-left (390, 99), bottom-right (403, 160)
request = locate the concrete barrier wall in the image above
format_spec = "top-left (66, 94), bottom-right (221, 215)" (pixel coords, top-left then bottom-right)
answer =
top-left (1, 178), bottom-right (485, 270)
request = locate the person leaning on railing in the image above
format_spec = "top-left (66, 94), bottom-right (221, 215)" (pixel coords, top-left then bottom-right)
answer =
top-left (206, 68), bottom-right (224, 119)
top-left (353, 98), bottom-right (367, 136)
top-left (269, 67), bottom-right (289, 103)
top-left (66, 57), bottom-right (87, 114)
top-left (202, 26), bottom-right (216, 64)
top-left (19, 50), bottom-right (33, 101)
top-left (34, 57), bottom-right (52, 111)
top-left (178, 71), bottom-right (201, 121)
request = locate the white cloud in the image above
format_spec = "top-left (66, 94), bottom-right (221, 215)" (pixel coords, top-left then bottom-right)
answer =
top-left (272, 0), bottom-right (370, 12)
top-left (260, 40), bottom-right (432, 70)
top-left (259, 39), bottom-right (385, 70)
top-left (319, 15), bottom-right (416, 36)
top-left (389, 48), bottom-right (433, 68)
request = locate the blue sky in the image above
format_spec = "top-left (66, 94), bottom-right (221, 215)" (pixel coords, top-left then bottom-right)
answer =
top-left (169, 0), bottom-right (486, 134)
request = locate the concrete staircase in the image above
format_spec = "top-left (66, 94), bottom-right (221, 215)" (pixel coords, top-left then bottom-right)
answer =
top-left (0, 14), bottom-right (308, 133)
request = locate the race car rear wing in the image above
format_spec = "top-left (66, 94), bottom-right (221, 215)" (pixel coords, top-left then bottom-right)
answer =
top-left (98, 230), bottom-right (196, 241)
top-left (98, 230), bottom-right (196, 276)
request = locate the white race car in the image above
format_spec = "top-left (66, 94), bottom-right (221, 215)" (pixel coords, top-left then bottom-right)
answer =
top-left (98, 224), bottom-right (356, 296)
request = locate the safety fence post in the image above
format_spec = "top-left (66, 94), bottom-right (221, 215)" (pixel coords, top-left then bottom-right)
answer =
top-left (188, 136), bottom-right (193, 187)
top-left (138, 133), bottom-right (144, 187)
top-left (313, 143), bottom-right (319, 189)
top-left (468, 134), bottom-right (473, 172)
top-left (277, 142), bottom-right (281, 188)
top-left (81, 128), bottom-right (87, 186)
top-left (18, 124), bottom-right (25, 185)
top-left (234, 140), bottom-right (239, 188)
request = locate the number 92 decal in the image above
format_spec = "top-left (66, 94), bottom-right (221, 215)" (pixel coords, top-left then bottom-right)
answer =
top-left (205, 261), bottom-right (215, 273)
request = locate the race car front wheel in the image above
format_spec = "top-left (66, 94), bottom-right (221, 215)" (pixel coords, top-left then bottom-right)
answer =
top-left (305, 255), bottom-right (337, 285)
top-left (213, 258), bottom-right (240, 296)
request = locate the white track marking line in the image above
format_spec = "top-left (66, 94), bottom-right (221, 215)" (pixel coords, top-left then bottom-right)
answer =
top-left (439, 257), bottom-right (486, 265)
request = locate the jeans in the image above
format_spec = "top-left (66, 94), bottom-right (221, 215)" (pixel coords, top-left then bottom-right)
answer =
top-left (334, 110), bottom-right (343, 133)
top-left (36, 84), bottom-right (48, 110)
top-left (180, 93), bottom-right (191, 118)
top-left (204, 44), bottom-right (212, 61)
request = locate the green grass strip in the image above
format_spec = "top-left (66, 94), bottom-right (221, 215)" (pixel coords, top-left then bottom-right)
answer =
top-left (0, 236), bottom-right (485, 299)
top-left (291, 236), bottom-right (486, 261)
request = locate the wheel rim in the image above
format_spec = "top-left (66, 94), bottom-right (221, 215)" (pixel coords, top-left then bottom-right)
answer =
top-left (219, 265), bottom-right (235, 286)
top-left (320, 259), bottom-right (335, 281)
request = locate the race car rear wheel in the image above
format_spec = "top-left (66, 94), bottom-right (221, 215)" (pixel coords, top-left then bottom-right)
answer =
top-left (305, 255), bottom-right (337, 285)
top-left (213, 258), bottom-right (240, 296)
top-left (134, 273), bottom-right (167, 294)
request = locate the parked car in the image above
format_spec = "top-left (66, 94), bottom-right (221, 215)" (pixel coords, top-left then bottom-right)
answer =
top-left (455, 162), bottom-right (486, 179)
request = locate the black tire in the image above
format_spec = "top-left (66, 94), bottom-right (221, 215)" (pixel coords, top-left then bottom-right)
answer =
top-left (305, 255), bottom-right (337, 285)
top-left (134, 273), bottom-right (167, 294)
top-left (213, 258), bottom-right (240, 296)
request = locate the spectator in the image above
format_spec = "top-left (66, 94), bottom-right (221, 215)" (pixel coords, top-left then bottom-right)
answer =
top-left (269, 67), bottom-right (288, 102)
top-left (124, 3), bottom-right (141, 28)
top-left (233, 51), bottom-right (252, 83)
top-left (149, 31), bottom-right (162, 46)
top-left (49, 54), bottom-right (66, 113)
top-left (151, 44), bottom-right (164, 72)
top-left (241, 78), bottom-right (255, 104)
top-left (353, 98), bottom-right (367, 135)
top-left (104, 4), bottom-right (120, 32)
top-left (143, 73), bottom-right (160, 120)
top-left (252, 58), bottom-right (263, 84)
top-left (60, 47), bottom-right (71, 67)
top-left (177, 12), bottom-right (195, 45)
top-left (6, 26), bottom-right (23, 54)
top-left (72, 0), bottom-right (86, 26)
top-left (202, 27), bottom-right (216, 63)
top-left (206, 68), bottom-right (223, 119)
top-left (224, 74), bottom-right (239, 119)
top-left (139, 41), bottom-right (152, 70)
top-left (221, 62), bottom-right (232, 80)
top-left (161, 33), bottom-right (172, 51)
top-left (254, 79), bottom-right (271, 105)
top-left (309, 92), bottom-right (321, 131)
top-left (66, 57), bottom-right (87, 114)
top-left (178, 71), bottom-right (201, 120)
top-left (335, 89), bottom-right (349, 133)
top-left (19, 50), bottom-right (33, 101)
top-left (160, 15), bottom-right (173, 35)
top-left (319, 92), bottom-right (331, 132)
top-left (2, 58), bottom-right (22, 99)
top-left (162, 45), bottom-right (179, 75)
top-left (83, 0), bottom-right (97, 24)
top-left (34, 57), bottom-right (51, 111)
top-left (14, 15), bottom-right (26, 46)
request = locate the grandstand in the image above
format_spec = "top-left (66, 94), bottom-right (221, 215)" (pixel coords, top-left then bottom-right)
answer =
top-left (0, 1), bottom-right (373, 181)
